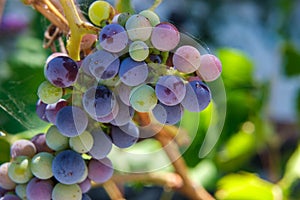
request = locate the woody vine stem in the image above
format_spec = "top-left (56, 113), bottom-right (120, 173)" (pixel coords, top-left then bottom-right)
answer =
top-left (21, 0), bottom-right (215, 199)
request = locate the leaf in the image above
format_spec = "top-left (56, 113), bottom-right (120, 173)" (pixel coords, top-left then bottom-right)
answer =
top-left (0, 138), bottom-right (10, 164)
top-left (217, 48), bottom-right (254, 89)
top-left (216, 172), bottom-right (283, 200)
top-left (282, 43), bottom-right (300, 77)
top-left (115, 0), bottom-right (135, 14)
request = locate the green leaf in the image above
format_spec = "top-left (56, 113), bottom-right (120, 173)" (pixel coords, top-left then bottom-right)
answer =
top-left (0, 138), bottom-right (11, 164)
top-left (216, 172), bottom-right (283, 200)
top-left (217, 48), bottom-right (254, 89)
top-left (282, 43), bottom-right (300, 77)
top-left (115, 0), bottom-right (135, 14)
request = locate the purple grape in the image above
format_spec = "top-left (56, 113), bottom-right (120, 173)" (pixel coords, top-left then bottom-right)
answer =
top-left (155, 75), bottom-right (186, 106)
top-left (56, 106), bottom-right (88, 137)
top-left (78, 178), bottom-right (91, 193)
top-left (44, 55), bottom-right (79, 88)
top-left (110, 98), bottom-right (134, 126)
top-left (0, 163), bottom-right (16, 190)
top-left (181, 80), bottom-right (211, 112)
top-left (94, 101), bottom-right (119, 123)
top-left (119, 57), bottom-right (148, 86)
top-left (88, 50), bottom-right (120, 80)
top-left (88, 158), bottom-right (113, 183)
top-left (99, 24), bottom-right (129, 53)
top-left (151, 22), bottom-right (180, 51)
top-left (36, 99), bottom-right (49, 122)
top-left (26, 178), bottom-right (54, 200)
top-left (111, 122), bottom-right (139, 148)
top-left (88, 129), bottom-right (112, 159)
top-left (10, 139), bottom-right (36, 158)
top-left (82, 85), bottom-right (117, 118)
top-left (152, 102), bottom-right (184, 125)
top-left (30, 133), bottom-right (54, 153)
top-left (149, 54), bottom-right (162, 64)
top-left (45, 99), bottom-right (68, 124)
top-left (52, 150), bottom-right (86, 185)
top-left (1, 193), bottom-right (21, 200)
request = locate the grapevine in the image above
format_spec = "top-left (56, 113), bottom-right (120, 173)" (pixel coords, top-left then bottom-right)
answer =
top-left (0, 0), bottom-right (223, 199)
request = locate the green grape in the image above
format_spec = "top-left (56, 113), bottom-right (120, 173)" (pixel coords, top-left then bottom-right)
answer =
top-left (129, 41), bottom-right (149, 61)
top-left (52, 183), bottom-right (81, 200)
top-left (31, 152), bottom-right (54, 179)
top-left (88, 0), bottom-right (114, 26)
top-left (15, 183), bottom-right (27, 199)
top-left (37, 81), bottom-right (63, 104)
top-left (8, 156), bottom-right (33, 184)
top-left (130, 84), bottom-right (157, 112)
top-left (46, 125), bottom-right (69, 151)
top-left (69, 131), bottom-right (94, 154)
top-left (139, 10), bottom-right (160, 26)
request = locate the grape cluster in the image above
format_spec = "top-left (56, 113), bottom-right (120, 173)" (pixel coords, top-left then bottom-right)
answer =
top-left (0, 1), bottom-right (222, 199)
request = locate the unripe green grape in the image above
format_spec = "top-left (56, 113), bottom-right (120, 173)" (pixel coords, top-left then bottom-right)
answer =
top-left (37, 81), bottom-right (62, 104)
top-left (8, 156), bottom-right (33, 184)
top-left (31, 152), bottom-right (54, 179)
top-left (69, 131), bottom-right (94, 154)
top-left (46, 125), bottom-right (69, 151)
top-left (139, 10), bottom-right (160, 26)
top-left (88, 1), bottom-right (114, 26)
top-left (129, 41), bottom-right (149, 61)
top-left (130, 84), bottom-right (157, 112)
top-left (52, 183), bottom-right (81, 200)
top-left (15, 183), bottom-right (27, 199)
top-left (125, 14), bottom-right (152, 41)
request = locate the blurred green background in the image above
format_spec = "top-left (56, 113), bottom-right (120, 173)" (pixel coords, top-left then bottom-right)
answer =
top-left (0, 0), bottom-right (300, 199)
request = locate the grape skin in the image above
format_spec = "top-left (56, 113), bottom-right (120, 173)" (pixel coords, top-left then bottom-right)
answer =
top-left (196, 54), bottom-right (222, 82)
top-left (45, 99), bottom-right (68, 124)
top-left (10, 139), bottom-right (36, 159)
top-left (31, 133), bottom-right (54, 153)
top-left (37, 81), bottom-right (62, 104)
top-left (129, 84), bottom-right (157, 112)
top-left (52, 150), bottom-right (86, 185)
top-left (45, 125), bottom-right (69, 151)
top-left (152, 102), bottom-right (184, 125)
top-left (88, 1), bottom-right (113, 26)
top-left (0, 162), bottom-right (16, 190)
top-left (44, 55), bottom-right (79, 88)
top-left (129, 40), bottom-right (149, 62)
top-left (15, 184), bottom-right (27, 199)
top-left (181, 80), bottom-right (211, 112)
top-left (88, 129), bottom-right (112, 160)
top-left (139, 10), bottom-right (160, 26)
top-left (56, 106), bottom-right (88, 137)
top-left (88, 158), bottom-right (113, 183)
top-left (173, 45), bottom-right (201, 73)
top-left (26, 178), bottom-right (53, 200)
top-left (69, 131), bottom-right (94, 154)
top-left (8, 156), bottom-right (33, 184)
top-left (36, 99), bottom-right (49, 122)
top-left (155, 75), bottom-right (186, 106)
top-left (78, 178), bottom-right (91, 193)
top-left (125, 14), bottom-right (152, 41)
top-left (111, 121), bottom-right (139, 148)
top-left (119, 57), bottom-right (148, 86)
top-left (31, 152), bottom-right (54, 180)
top-left (52, 183), bottom-right (81, 200)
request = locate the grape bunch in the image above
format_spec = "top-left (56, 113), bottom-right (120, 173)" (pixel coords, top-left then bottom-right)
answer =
top-left (0, 0), bottom-right (222, 199)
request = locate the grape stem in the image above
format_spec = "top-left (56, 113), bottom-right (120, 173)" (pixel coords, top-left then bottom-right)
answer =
top-left (60, 0), bottom-right (100, 61)
top-left (102, 179), bottom-right (125, 200)
top-left (149, 0), bottom-right (162, 11)
top-left (137, 112), bottom-right (215, 200)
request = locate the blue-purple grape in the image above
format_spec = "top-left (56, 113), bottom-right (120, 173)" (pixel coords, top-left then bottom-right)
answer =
top-left (152, 102), bottom-right (184, 125)
top-left (56, 106), bottom-right (88, 137)
top-left (88, 158), bottom-right (113, 183)
top-left (119, 57), bottom-right (148, 86)
top-left (155, 75), bottom-right (186, 106)
top-left (78, 178), bottom-right (91, 193)
top-left (82, 193), bottom-right (92, 200)
top-left (44, 55), bottom-right (79, 88)
top-left (111, 121), bottom-right (139, 148)
top-left (45, 99), bottom-right (68, 124)
top-left (52, 150), bottom-right (86, 185)
top-left (36, 99), bottom-right (49, 122)
top-left (88, 129), bottom-right (112, 160)
top-left (82, 85), bottom-right (117, 118)
top-left (1, 193), bottom-right (21, 200)
top-left (99, 23), bottom-right (128, 53)
top-left (181, 80), bottom-right (211, 112)
top-left (26, 178), bottom-right (54, 200)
